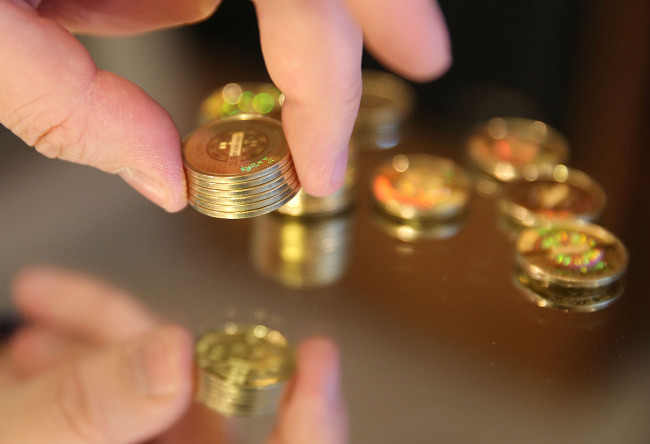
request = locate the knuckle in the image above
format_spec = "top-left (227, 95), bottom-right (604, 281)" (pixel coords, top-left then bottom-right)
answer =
top-left (53, 363), bottom-right (108, 444)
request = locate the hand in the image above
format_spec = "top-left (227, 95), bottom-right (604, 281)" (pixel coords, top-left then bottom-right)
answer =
top-left (0, 0), bottom-right (450, 210)
top-left (0, 266), bottom-right (347, 443)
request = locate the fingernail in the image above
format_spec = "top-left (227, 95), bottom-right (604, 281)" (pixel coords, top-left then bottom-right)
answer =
top-left (119, 168), bottom-right (170, 210)
top-left (130, 329), bottom-right (181, 397)
top-left (330, 147), bottom-right (349, 190)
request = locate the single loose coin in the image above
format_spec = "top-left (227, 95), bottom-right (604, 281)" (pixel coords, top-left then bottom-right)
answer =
top-left (515, 222), bottom-right (628, 288)
top-left (466, 118), bottom-right (569, 182)
top-left (371, 154), bottom-right (471, 221)
top-left (501, 164), bottom-right (606, 227)
top-left (183, 114), bottom-right (291, 181)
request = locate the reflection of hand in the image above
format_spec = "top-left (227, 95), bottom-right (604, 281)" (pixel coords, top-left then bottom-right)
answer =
top-left (0, 266), bottom-right (347, 443)
top-left (0, 0), bottom-right (450, 209)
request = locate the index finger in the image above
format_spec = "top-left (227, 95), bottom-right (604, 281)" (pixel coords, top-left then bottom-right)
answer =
top-left (253, 0), bottom-right (363, 197)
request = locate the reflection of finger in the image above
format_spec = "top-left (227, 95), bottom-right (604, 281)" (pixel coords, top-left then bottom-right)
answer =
top-left (0, 2), bottom-right (187, 211)
top-left (269, 337), bottom-right (347, 444)
top-left (37, 0), bottom-right (221, 36)
top-left (254, 0), bottom-right (363, 197)
top-left (0, 325), bottom-right (193, 444)
top-left (8, 326), bottom-right (87, 378)
top-left (12, 266), bottom-right (156, 344)
top-left (346, 0), bottom-right (451, 81)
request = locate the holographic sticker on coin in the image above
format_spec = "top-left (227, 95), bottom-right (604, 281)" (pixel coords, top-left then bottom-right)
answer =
top-left (515, 222), bottom-right (628, 288)
top-left (371, 154), bottom-right (471, 221)
top-left (199, 82), bottom-right (284, 124)
top-left (466, 118), bottom-right (569, 183)
top-left (501, 164), bottom-right (606, 227)
top-left (195, 323), bottom-right (295, 417)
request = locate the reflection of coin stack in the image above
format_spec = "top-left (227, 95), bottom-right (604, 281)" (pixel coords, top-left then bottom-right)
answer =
top-left (194, 323), bottom-right (295, 417)
top-left (353, 70), bottom-right (415, 149)
top-left (251, 213), bottom-right (353, 289)
top-left (183, 115), bottom-right (300, 219)
top-left (500, 164), bottom-right (606, 229)
top-left (370, 154), bottom-right (471, 241)
top-left (198, 82), bottom-right (284, 124)
top-left (465, 118), bottom-right (569, 196)
top-left (514, 222), bottom-right (628, 312)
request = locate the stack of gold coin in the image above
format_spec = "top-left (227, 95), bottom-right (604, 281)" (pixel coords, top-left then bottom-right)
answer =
top-left (353, 70), bottom-right (415, 149)
top-left (500, 164), bottom-right (606, 228)
top-left (465, 117), bottom-right (569, 196)
top-left (251, 212), bottom-right (354, 289)
top-left (198, 82), bottom-right (284, 124)
top-left (183, 114), bottom-right (300, 219)
top-left (514, 222), bottom-right (628, 312)
top-left (194, 323), bottom-right (295, 417)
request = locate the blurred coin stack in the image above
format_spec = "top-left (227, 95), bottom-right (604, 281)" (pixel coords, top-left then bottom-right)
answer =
top-left (514, 222), bottom-right (628, 312)
top-left (465, 117), bottom-right (569, 196)
top-left (370, 154), bottom-right (471, 241)
top-left (251, 212), bottom-right (354, 289)
top-left (353, 70), bottom-right (416, 150)
top-left (183, 114), bottom-right (300, 219)
top-left (198, 81), bottom-right (284, 124)
top-left (194, 323), bottom-right (295, 417)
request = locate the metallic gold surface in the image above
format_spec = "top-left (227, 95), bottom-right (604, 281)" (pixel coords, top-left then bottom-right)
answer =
top-left (514, 267), bottom-right (623, 312)
top-left (195, 323), bottom-right (295, 417)
top-left (371, 154), bottom-right (471, 221)
top-left (515, 222), bottom-right (628, 288)
top-left (353, 70), bottom-right (415, 149)
top-left (199, 82), bottom-right (284, 124)
top-left (183, 114), bottom-right (290, 181)
top-left (500, 164), bottom-right (606, 227)
top-left (251, 212), bottom-right (354, 289)
top-left (183, 114), bottom-right (300, 219)
top-left (466, 118), bottom-right (569, 185)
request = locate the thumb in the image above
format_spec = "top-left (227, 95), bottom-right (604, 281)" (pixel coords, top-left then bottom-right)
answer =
top-left (0, 325), bottom-right (193, 444)
top-left (0, 1), bottom-right (186, 211)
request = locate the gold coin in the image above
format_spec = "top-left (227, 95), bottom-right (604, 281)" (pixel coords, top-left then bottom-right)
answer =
top-left (466, 118), bottom-right (569, 182)
top-left (187, 158), bottom-right (294, 191)
top-left (514, 267), bottom-right (622, 312)
top-left (183, 114), bottom-right (291, 182)
top-left (500, 164), bottom-right (606, 227)
top-left (190, 175), bottom-right (300, 212)
top-left (189, 172), bottom-right (298, 205)
top-left (371, 154), bottom-right (471, 221)
top-left (189, 190), bottom-right (299, 219)
top-left (199, 82), bottom-right (284, 124)
top-left (195, 323), bottom-right (295, 416)
top-left (515, 222), bottom-right (628, 288)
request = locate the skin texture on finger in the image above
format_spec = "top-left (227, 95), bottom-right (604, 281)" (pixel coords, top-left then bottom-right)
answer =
top-left (8, 326), bottom-right (91, 378)
top-left (254, 0), bottom-right (363, 196)
top-left (36, 0), bottom-right (221, 36)
top-left (12, 266), bottom-right (157, 344)
top-left (0, 1), bottom-right (187, 211)
top-left (0, 325), bottom-right (193, 444)
top-left (346, 0), bottom-right (451, 81)
top-left (268, 337), bottom-right (347, 444)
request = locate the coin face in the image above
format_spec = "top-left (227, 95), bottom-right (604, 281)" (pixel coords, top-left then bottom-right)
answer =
top-left (183, 115), bottom-right (290, 180)
top-left (502, 165), bottom-right (606, 226)
top-left (466, 118), bottom-right (569, 182)
top-left (371, 154), bottom-right (471, 220)
top-left (516, 223), bottom-right (628, 288)
top-left (195, 324), bottom-right (294, 388)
